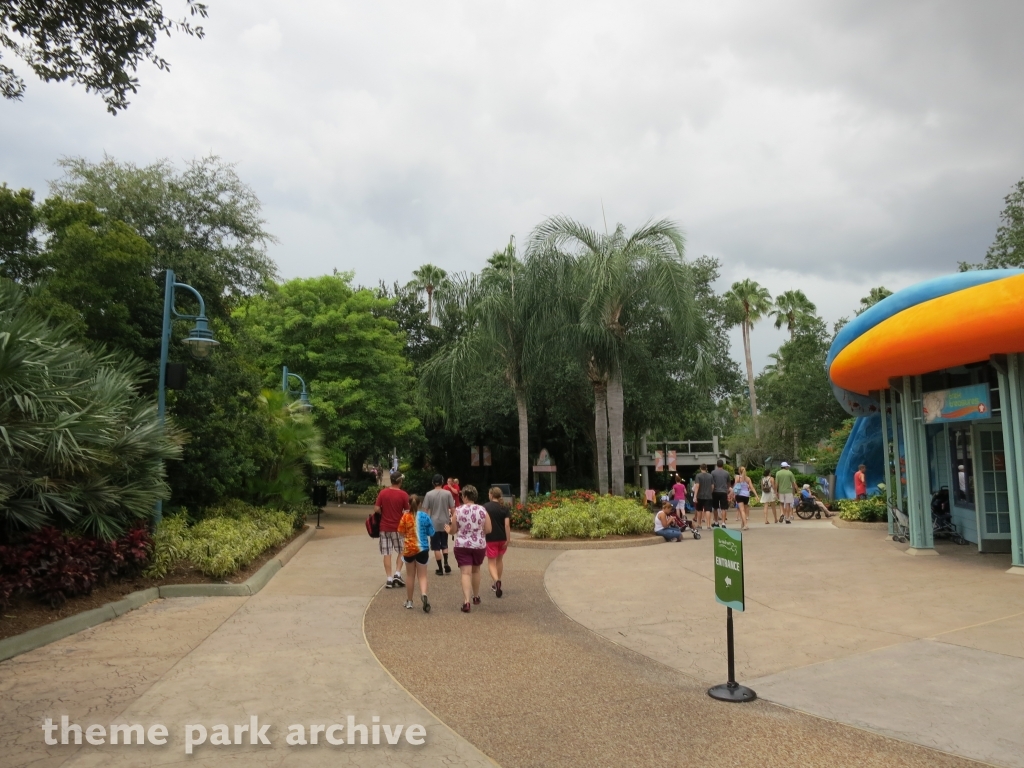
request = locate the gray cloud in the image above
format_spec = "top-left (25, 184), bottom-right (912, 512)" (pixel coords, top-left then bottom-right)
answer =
top-left (1, 0), bottom-right (1022, 370)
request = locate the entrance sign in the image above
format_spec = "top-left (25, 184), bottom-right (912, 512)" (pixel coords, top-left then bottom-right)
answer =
top-left (922, 384), bottom-right (991, 424)
top-left (708, 528), bottom-right (756, 703)
top-left (713, 528), bottom-right (745, 611)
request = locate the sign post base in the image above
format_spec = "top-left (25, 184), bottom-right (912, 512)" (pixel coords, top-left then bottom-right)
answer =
top-left (707, 682), bottom-right (757, 702)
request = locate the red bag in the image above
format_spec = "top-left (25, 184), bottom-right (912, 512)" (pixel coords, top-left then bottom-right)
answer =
top-left (365, 511), bottom-right (381, 538)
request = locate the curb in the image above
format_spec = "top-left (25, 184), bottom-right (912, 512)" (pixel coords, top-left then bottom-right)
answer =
top-left (831, 518), bottom-right (889, 530)
top-left (510, 535), bottom-right (665, 550)
top-left (0, 525), bottom-right (316, 664)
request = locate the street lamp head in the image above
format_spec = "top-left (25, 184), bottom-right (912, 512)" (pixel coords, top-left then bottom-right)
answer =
top-left (298, 390), bottom-right (313, 412)
top-left (183, 317), bottom-right (219, 359)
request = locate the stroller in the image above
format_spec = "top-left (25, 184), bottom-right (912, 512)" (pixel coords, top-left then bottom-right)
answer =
top-left (931, 488), bottom-right (968, 545)
top-left (666, 507), bottom-right (701, 540)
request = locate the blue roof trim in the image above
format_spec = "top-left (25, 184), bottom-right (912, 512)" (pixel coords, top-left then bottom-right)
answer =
top-left (826, 269), bottom-right (1023, 374)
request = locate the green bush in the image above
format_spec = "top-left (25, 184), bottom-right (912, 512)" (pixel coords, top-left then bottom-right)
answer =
top-left (400, 469), bottom-right (434, 496)
top-left (530, 496), bottom-right (652, 539)
top-left (144, 501), bottom-right (297, 579)
top-left (836, 497), bottom-right (888, 522)
top-left (357, 486), bottom-right (381, 505)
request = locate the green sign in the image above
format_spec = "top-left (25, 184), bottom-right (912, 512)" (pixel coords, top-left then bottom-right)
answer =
top-left (714, 528), bottom-right (744, 611)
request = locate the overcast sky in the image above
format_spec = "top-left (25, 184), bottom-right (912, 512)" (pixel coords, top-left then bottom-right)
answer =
top-left (2, 0), bottom-right (1023, 370)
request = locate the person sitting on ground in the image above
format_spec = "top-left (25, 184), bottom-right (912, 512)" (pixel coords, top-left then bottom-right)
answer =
top-left (801, 484), bottom-right (833, 518)
top-left (654, 502), bottom-right (683, 542)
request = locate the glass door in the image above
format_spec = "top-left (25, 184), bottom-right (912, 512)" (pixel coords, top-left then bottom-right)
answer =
top-left (977, 426), bottom-right (1011, 539)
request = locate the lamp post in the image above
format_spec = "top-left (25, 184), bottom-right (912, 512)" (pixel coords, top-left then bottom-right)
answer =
top-left (281, 366), bottom-right (313, 411)
top-left (156, 269), bottom-right (219, 524)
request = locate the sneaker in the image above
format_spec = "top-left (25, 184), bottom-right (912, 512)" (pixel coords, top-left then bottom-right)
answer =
top-left (404, 600), bottom-right (413, 609)
top-left (491, 583), bottom-right (497, 592)
top-left (785, 519), bottom-right (791, 524)
top-left (461, 603), bottom-right (471, 613)
top-left (472, 596), bottom-right (481, 605)
top-left (422, 595), bottom-right (431, 613)
top-left (385, 579), bottom-right (395, 589)
top-left (393, 574), bottom-right (405, 587)
top-left (443, 563), bottom-right (452, 574)
top-left (495, 580), bottom-right (502, 598)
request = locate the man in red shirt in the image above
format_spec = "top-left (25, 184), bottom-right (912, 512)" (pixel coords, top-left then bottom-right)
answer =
top-left (375, 471), bottom-right (410, 588)
top-left (854, 464), bottom-right (868, 501)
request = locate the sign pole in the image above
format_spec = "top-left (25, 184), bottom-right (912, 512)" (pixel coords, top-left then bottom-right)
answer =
top-left (708, 528), bottom-right (756, 702)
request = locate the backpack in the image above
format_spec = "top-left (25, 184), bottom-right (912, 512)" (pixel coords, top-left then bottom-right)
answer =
top-left (365, 511), bottom-right (381, 538)
top-left (761, 475), bottom-right (773, 493)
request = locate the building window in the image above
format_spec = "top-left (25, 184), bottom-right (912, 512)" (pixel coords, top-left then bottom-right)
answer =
top-left (949, 427), bottom-right (974, 509)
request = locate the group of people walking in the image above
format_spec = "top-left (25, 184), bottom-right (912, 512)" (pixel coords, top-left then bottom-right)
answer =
top-left (373, 472), bottom-right (510, 614)
top-left (653, 459), bottom-right (832, 542)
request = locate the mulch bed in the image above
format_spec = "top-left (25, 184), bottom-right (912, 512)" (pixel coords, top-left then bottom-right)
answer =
top-left (0, 527), bottom-right (304, 642)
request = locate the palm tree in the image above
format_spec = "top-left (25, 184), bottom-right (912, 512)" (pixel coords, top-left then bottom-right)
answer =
top-left (772, 290), bottom-right (816, 338)
top-left (857, 286), bottom-right (892, 315)
top-left (724, 279), bottom-right (772, 439)
top-left (408, 263), bottom-right (448, 324)
top-left (528, 217), bottom-right (706, 496)
top-left (420, 239), bottom-right (540, 504)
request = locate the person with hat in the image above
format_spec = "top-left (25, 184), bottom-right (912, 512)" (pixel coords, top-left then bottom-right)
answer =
top-left (775, 462), bottom-right (797, 524)
top-left (374, 470), bottom-right (409, 588)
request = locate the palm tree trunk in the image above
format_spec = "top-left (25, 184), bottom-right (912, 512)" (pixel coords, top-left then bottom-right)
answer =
top-left (516, 387), bottom-right (529, 504)
top-left (607, 367), bottom-right (626, 496)
top-left (593, 381), bottom-right (609, 495)
top-left (743, 320), bottom-right (759, 438)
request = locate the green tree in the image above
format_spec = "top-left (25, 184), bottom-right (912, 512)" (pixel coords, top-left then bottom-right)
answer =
top-left (407, 263), bottom-right (447, 325)
top-left (857, 286), bottom-right (892, 315)
top-left (0, 184), bottom-right (39, 282)
top-left (962, 178), bottom-right (1024, 271)
top-left (772, 289), bottom-right (817, 338)
top-left (0, 0), bottom-right (208, 112)
top-left (239, 274), bottom-right (423, 474)
top-left (724, 279), bottom-right (772, 438)
top-left (528, 217), bottom-right (706, 496)
top-left (247, 389), bottom-right (326, 506)
top-left (0, 280), bottom-right (183, 540)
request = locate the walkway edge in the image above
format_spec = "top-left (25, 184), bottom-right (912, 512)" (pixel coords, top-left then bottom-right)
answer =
top-left (510, 535), bottom-right (665, 549)
top-left (0, 525), bottom-right (316, 663)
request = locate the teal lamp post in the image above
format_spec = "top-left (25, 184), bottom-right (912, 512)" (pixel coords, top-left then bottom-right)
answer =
top-left (155, 269), bottom-right (219, 524)
top-left (282, 366), bottom-right (313, 411)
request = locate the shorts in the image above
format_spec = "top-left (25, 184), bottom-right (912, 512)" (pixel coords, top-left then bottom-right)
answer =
top-left (695, 498), bottom-right (711, 512)
top-left (735, 495), bottom-right (749, 505)
top-left (430, 531), bottom-right (449, 551)
top-left (779, 493), bottom-right (795, 506)
top-left (454, 546), bottom-right (485, 567)
top-left (761, 491), bottom-right (777, 503)
top-left (403, 550), bottom-right (430, 565)
top-left (673, 500), bottom-right (687, 512)
top-left (378, 531), bottom-right (402, 556)
top-left (486, 540), bottom-right (508, 558)
top-left (711, 492), bottom-right (729, 511)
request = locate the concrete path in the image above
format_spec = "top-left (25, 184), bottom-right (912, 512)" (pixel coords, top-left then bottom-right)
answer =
top-left (0, 506), bottom-right (493, 768)
top-left (364, 540), bottom-right (980, 768)
top-left (544, 518), bottom-right (1024, 767)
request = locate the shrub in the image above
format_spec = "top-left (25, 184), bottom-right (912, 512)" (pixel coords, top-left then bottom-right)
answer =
top-left (530, 496), bottom-right (652, 539)
top-left (400, 469), bottom-right (434, 497)
top-left (510, 489), bottom-right (598, 530)
top-left (145, 501), bottom-right (296, 579)
top-left (357, 486), bottom-right (381, 505)
top-left (837, 497), bottom-right (888, 522)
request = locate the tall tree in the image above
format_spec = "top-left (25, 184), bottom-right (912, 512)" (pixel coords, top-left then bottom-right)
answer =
top-left (421, 239), bottom-right (540, 503)
top-left (724, 279), bottom-right (772, 438)
top-left (962, 177), bottom-right (1024, 271)
top-left (772, 289), bottom-right (816, 338)
top-left (528, 217), bottom-right (705, 496)
top-left (857, 286), bottom-right (892, 315)
top-left (0, 0), bottom-right (208, 112)
top-left (407, 263), bottom-right (447, 325)
top-left (0, 184), bottom-right (39, 282)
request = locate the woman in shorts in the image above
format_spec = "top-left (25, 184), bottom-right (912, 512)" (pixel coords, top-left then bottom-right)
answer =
top-left (397, 495), bottom-right (436, 613)
top-left (447, 485), bottom-right (491, 613)
top-left (761, 472), bottom-right (778, 524)
top-left (484, 486), bottom-right (511, 598)
top-left (732, 467), bottom-right (757, 531)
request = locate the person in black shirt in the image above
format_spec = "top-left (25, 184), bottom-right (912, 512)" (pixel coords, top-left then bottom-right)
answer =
top-left (484, 486), bottom-right (511, 598)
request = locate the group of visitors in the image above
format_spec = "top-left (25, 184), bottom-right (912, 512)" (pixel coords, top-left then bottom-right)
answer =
top-left (373, 472), bottom-right (510, 614)
top-left (652, 459), bottom-right (833, 541)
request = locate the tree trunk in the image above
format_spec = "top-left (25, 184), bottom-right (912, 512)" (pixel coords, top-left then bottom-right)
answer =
top-left (743, 320), bottom-right (759, 438)
top-left (607, 367), bottom-right (626, 496)
top-left (516, 388), bottom-right (529, 504)
top-left (593, 381), bottom-right (609, 495)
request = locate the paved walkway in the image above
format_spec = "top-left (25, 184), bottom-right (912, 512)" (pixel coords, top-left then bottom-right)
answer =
top-left (0, 505), bottom-right (492, 768)
top-left (544, 519), bottom-right (1024, 768)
